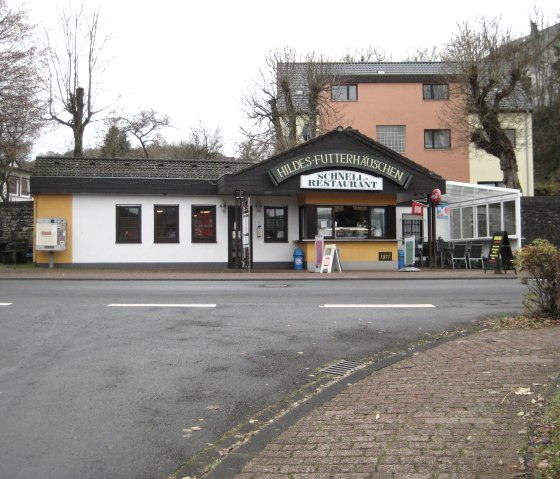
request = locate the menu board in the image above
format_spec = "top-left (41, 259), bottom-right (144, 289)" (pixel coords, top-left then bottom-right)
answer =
top-left (486, 231), bottom-right (514, 272)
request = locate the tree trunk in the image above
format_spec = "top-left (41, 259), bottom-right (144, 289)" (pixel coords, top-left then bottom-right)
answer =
top-left (72, 87), bottom-right (85, 157)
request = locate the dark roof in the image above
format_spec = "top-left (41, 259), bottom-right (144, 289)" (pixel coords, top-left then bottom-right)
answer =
top-left (218, 127), bottom-right (446, 197)
top-left (278, 61), bottom-right (532, 112)
top-left (32, 157), bottom-right (253, 180)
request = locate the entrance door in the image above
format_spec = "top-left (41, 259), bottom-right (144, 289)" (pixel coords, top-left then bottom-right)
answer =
top-left (227, 204), bottom-right (253, 269)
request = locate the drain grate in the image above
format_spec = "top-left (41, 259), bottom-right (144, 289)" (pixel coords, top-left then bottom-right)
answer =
top-left (321, 359), bottom-right (365, 376)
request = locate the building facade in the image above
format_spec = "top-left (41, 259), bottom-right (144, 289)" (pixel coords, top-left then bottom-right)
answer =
top-left (289, 62), bottom-right (534, 195)
top-left (31, 128), bottom-right (445, 270)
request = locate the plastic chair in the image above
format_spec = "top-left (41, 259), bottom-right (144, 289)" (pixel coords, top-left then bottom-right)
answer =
top-left (468, 243), bottom-right (484, 269)
top-left (451, 243), bottom-right (468, 269)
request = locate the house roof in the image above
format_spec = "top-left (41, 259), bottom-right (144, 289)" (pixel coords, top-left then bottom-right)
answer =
top-left (30, 157), bottom-right (255, 196)
top-left (279, 61), bottom-right (532, 112)
top-left (218, 127), bottom-right (446, 199)
top-left (32, 157), bottom-right (253, 180)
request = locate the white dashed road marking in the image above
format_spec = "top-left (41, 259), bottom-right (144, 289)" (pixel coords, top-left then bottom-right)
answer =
top-left (321, 304), bottom-right (435, 308)
top-left (107, 303), bottom-right (216, 308)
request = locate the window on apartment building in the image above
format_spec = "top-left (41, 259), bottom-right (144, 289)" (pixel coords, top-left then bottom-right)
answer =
top-left (424, 129), bottom-right (451, 149)
top-left (264, 207), bottom-right (287, 242)
top-left (331, 84), bottom-right (357, 101)
top-left (192, 205), bottom-right (216, 243)
top-left (154, 205), bottom-right (179, 243)
top-left (116, 205), bottom-right (142, 243)
top-left (377, 126), bottom-right (405, 153)
top-left (505, 129), bottom-right (516, 148)
top-left (21, 177), bottom-right (30, 197)
top-left (8, 176), bottom-right (19, 196)
top-left (423, 83), bottom-right (449, 100)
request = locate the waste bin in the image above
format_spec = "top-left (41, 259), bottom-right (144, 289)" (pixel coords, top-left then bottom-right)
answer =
top-left (398, 249), bottom-right (405, 269)
top-left (293, 247), bottom-right (304, 270)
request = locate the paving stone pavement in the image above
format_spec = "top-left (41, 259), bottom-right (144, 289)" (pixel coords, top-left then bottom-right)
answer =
top-left (231, 327), bottom-right (560, 479)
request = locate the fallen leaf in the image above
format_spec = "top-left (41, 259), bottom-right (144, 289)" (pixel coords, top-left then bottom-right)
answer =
top-left (219, 446), bottom-right (234, 457)
top-left (514, 387), bottom-right (533, 395)
top-left (536, 459), bottom-right (549, 469)
top-left (375, 413), bottom-right (380, 420)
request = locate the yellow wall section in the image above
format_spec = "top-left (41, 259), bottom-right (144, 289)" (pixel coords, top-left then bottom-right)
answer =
top-left (34, 195), bottom-right (73, 264)
top-left (299, 241), bottom-right (398, 264)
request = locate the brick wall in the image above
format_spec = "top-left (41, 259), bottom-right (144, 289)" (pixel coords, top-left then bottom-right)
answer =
top-left (0, 201), bottom-right (34, 244)
top-left (521, 197), bottom-right (560, 247)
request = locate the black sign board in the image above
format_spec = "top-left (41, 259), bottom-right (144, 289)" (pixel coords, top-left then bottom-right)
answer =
top-left (485, 231), bottom-right (514, 272)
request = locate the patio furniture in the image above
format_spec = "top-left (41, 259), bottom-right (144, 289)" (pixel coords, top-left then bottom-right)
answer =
top-left (451, 243), bottom-right (468, 269)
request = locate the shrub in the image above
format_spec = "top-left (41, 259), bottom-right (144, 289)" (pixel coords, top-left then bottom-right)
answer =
top-left (514, 239), bottom-right (560, 316)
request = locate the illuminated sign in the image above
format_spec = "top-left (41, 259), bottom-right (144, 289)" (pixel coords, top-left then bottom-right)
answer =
top-left (300, 170), bottom-right (383, 191)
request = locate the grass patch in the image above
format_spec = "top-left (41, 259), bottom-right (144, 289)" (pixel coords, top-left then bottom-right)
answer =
top-left (531, 385), bottom-right (560, 478)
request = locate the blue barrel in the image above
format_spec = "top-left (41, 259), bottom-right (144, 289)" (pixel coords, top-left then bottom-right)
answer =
top-left (398, 249), bottom-right (405, 269)
top-left (293, 247), bottom-right (304, 270)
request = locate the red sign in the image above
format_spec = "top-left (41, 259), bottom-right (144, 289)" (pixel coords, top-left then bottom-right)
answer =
top-left (411, 201), bottom-right (424, 216)
top-left (430, 189), bottom-right (442, 205)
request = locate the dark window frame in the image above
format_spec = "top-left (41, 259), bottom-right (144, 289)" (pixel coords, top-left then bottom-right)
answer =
top-left (264, 206), bottom-right (288, 243)
top-left (331, 84), bottom-right (358, 101)
top-left (307, 205), bottom-right (392, 240)
top-left (116, 205), bottom-right (142, 243)
top-left (424, 129), bottom-right (451, 149)
top-left (154, 204), bottom-right (179, 243)
top-left (422, 83), bottom-right (449, 100)
top-left (191, 205), bottom-right (216, 243)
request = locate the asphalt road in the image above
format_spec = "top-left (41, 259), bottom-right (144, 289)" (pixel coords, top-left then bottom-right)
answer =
top-left (0, 278), bottom-right (525, 479)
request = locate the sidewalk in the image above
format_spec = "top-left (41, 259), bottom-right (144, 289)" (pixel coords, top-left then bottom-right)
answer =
top-left (203, 327), bottom-right (560, 479)
top-left (0, 265), bottom-right (519, 281)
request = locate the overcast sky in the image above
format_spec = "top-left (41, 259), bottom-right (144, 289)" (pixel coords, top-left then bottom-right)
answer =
top-left (23, 0), bottom-right (559, 158)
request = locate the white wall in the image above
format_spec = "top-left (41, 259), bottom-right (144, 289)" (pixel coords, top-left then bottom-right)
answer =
top-left (250, 196), bottom-right (301, 264)
top-left (71, 194), bottom-right (301, 265)
top-left (72, 195), bottom-right (230, 264)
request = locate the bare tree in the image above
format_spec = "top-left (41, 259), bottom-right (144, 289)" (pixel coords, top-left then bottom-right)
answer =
top-left (0, 0), bottom-right (43, 201)
top-left (241, 47), bottom-right (345, 155)
top-left (341, 46), bottom-right (392, 62)
top-left (43, 4), bottom-right (110, 157)
top-left (187, 122), bottom-right (224, 160)
top-left (403, 46), bottom-right (440, 62)
top-left (442, 17), bottom-right (534, 190)
top-left (120, 108), bottom-right (171, 158)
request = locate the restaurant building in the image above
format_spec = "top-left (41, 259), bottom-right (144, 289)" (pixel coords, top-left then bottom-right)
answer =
top-left (31, 127), bottom-right (446, 270)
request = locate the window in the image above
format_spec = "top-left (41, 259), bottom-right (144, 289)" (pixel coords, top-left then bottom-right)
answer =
top-left (8, 176), bottom-right (19, 196)
top-left (116, 205), bottom-right (142, 243)
top-left (21, 177), bottom-right (30, 197)
top-left (402, 214), bottom-right (423, 243)
top-left (505, 129), bottom-right (517, 148)
top-left (154, 205), bottom-right (179, 243)
top-left (315, 205), bottom-right (388, 239)
top-left (264, 207), bottom-right (287, 242)
top-left (489, 203), bottom-right (501, 234)
top-left (461, 206), bottom-right (474, 238)
top-left (476, 205), bottom-right (488, 237)
top-left (503, 200), bottom-right (516, 233)
top-left (424, 130), bottom-right (451, 149)
top-left (331, 84), bottom-right (357, 101)
top-left (192, 205), bottom-right (216, 243)
top-left (423, 83), bottom-right (448, 100)
top-left (377, 125), bottom-right (405, 153)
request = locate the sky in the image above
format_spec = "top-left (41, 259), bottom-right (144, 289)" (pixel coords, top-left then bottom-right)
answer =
top-left (22, 0), bottom-right (559, 158)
